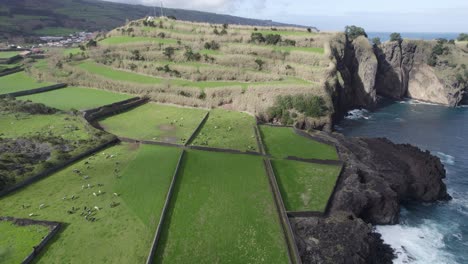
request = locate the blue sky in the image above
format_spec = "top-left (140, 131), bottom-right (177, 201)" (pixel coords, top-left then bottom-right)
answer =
top-left (106, 0), bottom-right (468, 32)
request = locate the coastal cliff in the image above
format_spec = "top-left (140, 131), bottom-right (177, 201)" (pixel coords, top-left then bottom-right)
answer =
top-left (292, 131), bottom-right (451, 263)
top-left (328, 33), bottom-right (468, 118)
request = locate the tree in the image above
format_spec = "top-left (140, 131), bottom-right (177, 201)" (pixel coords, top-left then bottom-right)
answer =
top-left (86, 39), bottom-right (97, 48)
top-left (457, 33), bottom-right (468, 41)
top-left (255, 59), bottom-right (265, 71)
top-left (168, 15), bottom-right (177, 20)
top-left (345, 25), bottom-right (367, 40)
top-left (163, 47), bottom-right (175, 60)
top-left (184, 47), bottom-right (201, 61)
top-left (307, 28), bottom-right (312, 33)
top-left (204, 41), bottom-right (220, 50)
top-left (389, 33), bottom-right (403, 43)
top-left (222, 23), bottom-right (229, 30)
top-left (371, 37), bottom-right (381, 46)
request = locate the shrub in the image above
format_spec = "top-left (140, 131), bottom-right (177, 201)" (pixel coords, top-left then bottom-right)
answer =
top-left (222, 23), bottom-right (229, 30)
top-left (265, 34), bottom-right (282, 45)
top-left (168, 15), bottom-right (177, 20)
top-left (204, 40), bottom-right (220, 50)
top-left (184, 47), bottom-right (201, 61)
top-left (86, 39), bottom-right (97, 48)
top-left (267, 94), bottom-right (328, 122)
top-left (428, 55), bottom-right (437, 67)
top-left (448, 39), bottom-right (455, 45)
top-left (432, 42), bottom-right (448, 56)
top-left (389, 32), bottom-right (403, 43)
top-left (255, 59), bottom-right (265, 71)
top-left (213, 28), bottom-right (219, 35)
top-left (282, 39), bottom-right (296, 46)
top-left (307, 28), bottom-right (312, 33)
top-left (157, 32), bottom-right (166, 38)
top-left (220, 28), bottom-right (228, 35)
top-left (163, 47), bottom-right (175, 60)
top-left (345, 25), bottom-right (367, 40)
top-left (250, 32), bottom-right (265, 43)
top-left (372, 37), bottom-right (381, 46)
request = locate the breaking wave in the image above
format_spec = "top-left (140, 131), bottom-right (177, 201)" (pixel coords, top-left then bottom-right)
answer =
top-left (434, 151), bottom-right (455, 165)
top-left (345, 109), bottom-right (370, 120)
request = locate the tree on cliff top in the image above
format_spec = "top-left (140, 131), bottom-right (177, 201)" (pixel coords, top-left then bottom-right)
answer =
top-left (458, 33), bottom-right (468, 41)
top-left (390, 33), bottom-right (403, 44)
top-left (345, 25), bottom-right (367, 41)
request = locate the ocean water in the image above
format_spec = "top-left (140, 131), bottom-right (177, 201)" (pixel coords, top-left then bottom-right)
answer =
top-left (367, 32), bottom-right (460, 42)
top-left (336, 99), bottom-right (468, 264)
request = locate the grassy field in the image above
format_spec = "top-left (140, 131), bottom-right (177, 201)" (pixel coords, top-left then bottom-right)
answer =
top-left (79, 61), bottom-right (300, 89)
top-left (34, 27), bottom-right (78, 36)
top-left (99, 36), bottom-right (177, 45)
top-left (190, 109), bottom-right (258, 151)
top-left (99, 103), bottom-right (207, 144)
top-left (260, 126), bottom-right (338, 160)
top-left (0, 221), bottom-right (51, 264)
top-left (272, 160), bottom-right (341, 212)
top-left (255, 30), bottom-right (314, 36)
top-left (0, 72), bottom-right (53, 95)
top-left (155, 150), bottom-right (289, 263)
top-left (0, 51), bottom-right (19, 59)
top-left (0, 143), bottom-right (180, 263)
top-left (273, 46), bottom-right (324, 54)
top-left (19, 87), bottom-right (133, 111)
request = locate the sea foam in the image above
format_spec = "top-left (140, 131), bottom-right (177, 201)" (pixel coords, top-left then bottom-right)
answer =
top-left (377, 220), bottom-right (456, 264)
top-left (345, 109), bottom-right (370, 120)
top-left (435, 151), bottom-right (455, 165)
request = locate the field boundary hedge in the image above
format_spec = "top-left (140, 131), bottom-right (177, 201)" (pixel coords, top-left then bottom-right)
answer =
top-left (0, 138), bottom-right (119, 198)
top-left (0, 55), bottom-right (22, 64)
top-left (118, 136), bottom-right (185, 148)
top-left (82, 97), bottom-right (148, 123)
top-left (0, 67), bottom-right (23, 77)
top-left (186, 145), bottom-right (262, 156)
top-left (146, 150), bottom-right (186, 264)
top-left (285, 156), bottom-right (343, 166)
top-left (263, 158), bottom-right (302, 264)
top-left (0, 217), bottom-right (62, 264)
top-left (253, 124), bottom-right (266, 155)
top-left (185, 112), bottom-right (209, 146)
top-left (1, 83), bottom-right (67, 97)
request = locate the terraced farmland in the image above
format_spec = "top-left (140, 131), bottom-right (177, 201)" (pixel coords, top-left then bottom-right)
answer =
top-left (0, 143), bottom-right (180, 263)
top-left (272, 160), bottom-right (341, 212)
top-left (155, 150), bottom-right (289, 263)
top-left (190, 109), bottom-right (258, 151)
top-left (19, 86), bottom-right (133, 111)
top-left (0, 72), bottom-right (53, 95)
top-left (260, 126), bottom-right (339, 160)
top-left (0, 51), bottom-right (19, 59)
top-left (99, 103), bottom-right (207, 144)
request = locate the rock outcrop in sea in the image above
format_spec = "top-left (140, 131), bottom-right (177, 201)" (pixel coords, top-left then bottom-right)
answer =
top-left (292, 131), bottom-right (451, 263)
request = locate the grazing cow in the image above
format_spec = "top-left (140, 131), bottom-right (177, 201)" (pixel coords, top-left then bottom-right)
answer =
top-left (113, 193), bottom-right (119, 197)
top-left (93, 193), bottom-right (97, 197)
top-left (94, 206), bottom-right (100, 211)
top-left (29, 213), bottom-right (35, 217)
top-left (39, 204), bottom-right (45, 209)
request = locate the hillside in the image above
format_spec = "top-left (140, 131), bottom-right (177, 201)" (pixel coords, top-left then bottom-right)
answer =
top-left (0, 0), bottom-right (317, 40)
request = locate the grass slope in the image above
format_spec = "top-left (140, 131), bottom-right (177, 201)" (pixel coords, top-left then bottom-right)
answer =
top-left (99, 103), bottom-right (207, 144)
top-left (155, 150), bottom-right (289, 263)
top-left (99, 36), bottom-right (177, 45)
top-left (19, 87), bottom-right (133, 111)
top-left (272, 160), bottom-right (341, 212)
top-left (0, 221), bottom-right (50, 264)
top-left (0, 51), bottom-right (19, 59)
top-left (78, 61), bottom-right (161, 84)
top-left (190, 109), bottom-right (258, 151)
top-left (260, 126), bottom-right (338, 160)
top-left (0, 143), bottom-right (179, 263)
top-left (0, 72), bottom-right (53, 95)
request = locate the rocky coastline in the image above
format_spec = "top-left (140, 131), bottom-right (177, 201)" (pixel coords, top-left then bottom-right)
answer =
top-left (292, 131), bottom-right (451, 263)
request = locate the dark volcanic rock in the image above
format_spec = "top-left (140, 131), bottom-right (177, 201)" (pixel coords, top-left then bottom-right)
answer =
top-left (312, 132), bottom-right (450, 224)
top-left (291, 131), bottom-right (450, 263)
top-left (292, 212), bottom-right (394, 264)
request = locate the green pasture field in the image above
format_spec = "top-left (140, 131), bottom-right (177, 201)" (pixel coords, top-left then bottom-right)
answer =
top-left (0, 113), bottom-right (93, 141)
top-left (99, 103), bottom-right (207, 144)
top-left (0, 51), bottom-right (20, 59)
top-left (34, 27), bottom-right (78, 36)
top-left (79, 61), bottom-right (161, 84)
top-left (155, 150), bottom-right (290, 263)
top-left (99, 36), bottom-right (177, 45)
top-left (259, 126), bottom-right (338, 160)
top-left (0, 221), bottom-right (51, 264)
top-left (0, 72), bottom-right (53, 95)
top-left (63, 48), bottom-right (83, 56)
top-left (190, 109), bottom-right (258, 151)
top-left (19, 87), bottom-right (133, 111)
top-left (0, 143), bottom-right (180, 263)
top-left (273, 46), bottom-right (325, 54)
top-left (272, 160), bottom-right (341, 212)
